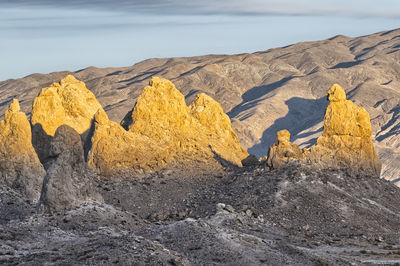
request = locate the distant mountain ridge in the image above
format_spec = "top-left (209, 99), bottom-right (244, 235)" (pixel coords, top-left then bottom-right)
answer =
top-left (1, 28), bottom-right (399, 183)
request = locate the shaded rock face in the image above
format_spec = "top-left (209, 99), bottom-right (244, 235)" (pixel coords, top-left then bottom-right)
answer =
top-left (267, 84), bottom-right (382, 177)
top-left (38, 125), bottom-right (103, 212)
top-left (30, 75), bottom-right (103, 163)
top-left (127, 77), bottom-right (248, 166)
top-left (0, 100), bottom-right (45, 203)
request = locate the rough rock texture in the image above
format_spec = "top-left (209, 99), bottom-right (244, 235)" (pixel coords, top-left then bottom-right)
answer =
top-left (127, 77), bottom-right (248, 166)
top-left (31, 75), bottom-right (103, 136)
top-left (2, 162), bottom-right (400, 265)
top-left (189, 93), bottom-right (249, 165)
top-left (88, 109), bottom-right (168, 177)
top-left (0, 99), bottom-right (45, 203)
top-left (309, 84), bottom-right (382, 177)
top-left (37, 125), bottom-right (103, 212)
top-left (267, 129), bottom-right (305, 169)
top-left (89, 78), bottom-right (247, 176)
top-left (268, 84), bottom-right (382, 177)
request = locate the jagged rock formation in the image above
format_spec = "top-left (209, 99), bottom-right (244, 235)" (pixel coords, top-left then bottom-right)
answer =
top-left (31, 75), bottom-right (103, 136)
top-left (88, 109), bottom-right (168, 177)
top-left (268, 84), bottom-right (382, 177)
top-left (30, 75), bottom-right (104, 163)
top-left (126, 77), bottom-right (248, 166)
top-left (0, 100), bottom-right (45, 203)
top-left (90, 77), bottom-right (248, 176)
top-left (37, 125), bottom-right (102, 212)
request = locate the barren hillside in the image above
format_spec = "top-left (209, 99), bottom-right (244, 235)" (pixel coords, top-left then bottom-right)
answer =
top-left (1, 28), bottom-right (399, 182)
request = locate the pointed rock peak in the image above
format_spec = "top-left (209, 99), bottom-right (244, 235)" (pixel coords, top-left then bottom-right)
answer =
top-left (128, 76), bottom-right (190, 135)
top-left (267, 85), bottom-right (381, 177)
top-left (0, 98), bottom-right (45, 203)
top-left (94, 108), bottom-right (109, 125)
top-left (8, 99), bottom-right (20, 113)
top-left (149, 76), bottom-right (174, 90)
top-left (4, 99), bottom-right (21, 121)
top-left (276, 129), bottom-right (291, 144)
top-left (327, 84), bottom-right (346, 102)
top-left (31, 75), bottom-right (103, 136)
top-left (60, 74), bottom-right (81, 86)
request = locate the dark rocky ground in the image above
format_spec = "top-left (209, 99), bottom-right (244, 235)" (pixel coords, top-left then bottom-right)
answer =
top-left (1, 162), bottom-right (400, 265)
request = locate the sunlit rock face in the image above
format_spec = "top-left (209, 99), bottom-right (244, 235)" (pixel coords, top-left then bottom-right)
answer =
top-left (267, 84), bottom-right (382, 178)
top-left (189, 93), bottom-right (249, 166)
top-left (126, 77), bottom-right (248, 166)
top-left (31, 75), bottom-right (103, 136)
top-left (0, 99), bottom-right (45, 202)
top-left (89, 77), bottom-right (248, 176)
top-left (309, 84), bottom-right (382, 177)
top-left (87, 109), bottom-right (168, 177)
top-left (267, 129), bottom-right (305, 169)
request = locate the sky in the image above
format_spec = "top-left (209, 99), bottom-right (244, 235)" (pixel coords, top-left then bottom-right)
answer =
top-left (0, 0), bottom-right (399, 81)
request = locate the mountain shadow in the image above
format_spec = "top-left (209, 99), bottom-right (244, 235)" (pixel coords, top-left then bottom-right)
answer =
top-left (227, 76), bottom-right (300, 118)
top-left (248, 96), bottom-right (328, 157)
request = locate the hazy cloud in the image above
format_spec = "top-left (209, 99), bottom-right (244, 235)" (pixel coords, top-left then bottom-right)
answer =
top-left (2, 0), bottom-right (400, 17)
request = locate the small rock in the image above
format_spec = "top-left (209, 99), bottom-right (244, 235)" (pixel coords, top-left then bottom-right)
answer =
top-left (226, 205), bottom-right (235, 213)
top-left (216, 203), bottom-right (226, 212)
top-left (246, 209), bottom-right (253, 217)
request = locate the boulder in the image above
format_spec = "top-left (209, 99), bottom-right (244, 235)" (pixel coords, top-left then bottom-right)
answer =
top-left (267, 84), bottom-right (382, 177)
top-left (37, 125), bottom-right (103, 212)
top-left (0, 99), bottom-right (45, 203)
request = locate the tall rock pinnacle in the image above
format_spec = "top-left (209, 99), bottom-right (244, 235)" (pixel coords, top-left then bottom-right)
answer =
top-left (267, 84), bottom-right (382, 177)
top-left (0, 99), bottom-right (45, 202)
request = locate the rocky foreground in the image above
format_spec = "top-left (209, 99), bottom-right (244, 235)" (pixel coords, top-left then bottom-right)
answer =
top-left (1, 163), bottom-right (400, 265)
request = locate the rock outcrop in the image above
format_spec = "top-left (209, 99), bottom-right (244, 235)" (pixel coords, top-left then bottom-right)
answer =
top-left (88, 109), bottom-right (168, 177)
top-left (0, 99), bottom-right (45, 203)
top-left (37, 125), bottom-right (103, 212)
top-left (31, 75), bottom-right (103, 136)
top-left (267, 130), bottom-right (305, 169)
top-left (267, 84), bottom-right (382, 177)
top-left (89, 77), bottom-right (248, 176)
top-left (127, 77), bottom-right (248, 165)
top-left (31, 75), bottom-right (103, 163)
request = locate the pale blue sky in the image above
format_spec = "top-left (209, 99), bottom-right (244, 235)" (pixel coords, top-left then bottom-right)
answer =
top-left (0, 1), bottom-right (399, 81)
